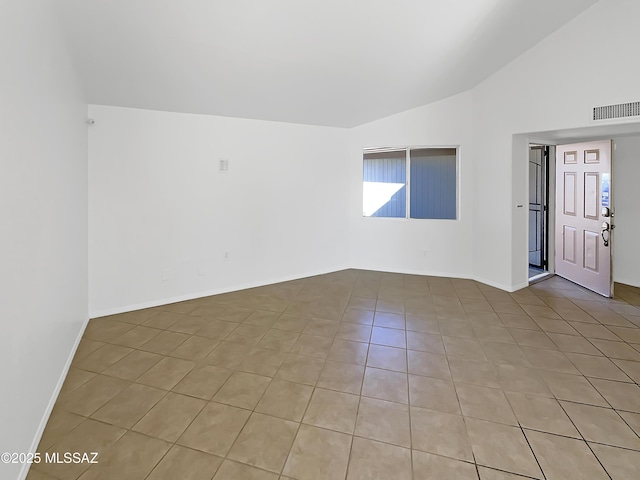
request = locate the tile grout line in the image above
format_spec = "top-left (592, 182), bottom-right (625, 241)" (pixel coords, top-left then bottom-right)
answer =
top-left (517, 420), bottom-right (548, 480)
top-left (404, 312), bottom-right (415, 480)
top-left (271, 328), bottom-right (329, 478)
top-left (556, 397), bottom-right (616, 480)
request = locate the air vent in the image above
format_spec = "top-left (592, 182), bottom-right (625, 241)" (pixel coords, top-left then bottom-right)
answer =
top-left (593, 101), bottom-right (640, 121)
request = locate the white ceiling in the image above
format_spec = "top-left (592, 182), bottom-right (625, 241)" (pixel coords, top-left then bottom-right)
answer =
top-left (54, 0), bottom-right (600, 127)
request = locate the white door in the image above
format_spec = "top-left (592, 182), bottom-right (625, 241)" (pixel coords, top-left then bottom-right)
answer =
top-left (555, 140), bottom-right (613, 297)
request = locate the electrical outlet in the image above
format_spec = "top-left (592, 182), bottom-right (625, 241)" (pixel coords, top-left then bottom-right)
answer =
top-left (161, 270), bottom-right (170, 281)
top-left (224, 252), bottom-right (229, 261)
top-left (197, 265), bottom-right (206, 276)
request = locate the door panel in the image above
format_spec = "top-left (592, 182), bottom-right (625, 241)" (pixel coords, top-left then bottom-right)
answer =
top-left (583, 231), bottom-right (599, 272)
top-left (555, 140), bottom-right (613, 297)
top-left (584, 173), bottom-right (599, 219)
top-left (563, 173), bottom-right (577, 215)
top-left (564, 150), bottom-right (578, 164)
top-left (585, 149), bottom-right (600, 163)
top-left (563, 226), bottom-right (576, 264)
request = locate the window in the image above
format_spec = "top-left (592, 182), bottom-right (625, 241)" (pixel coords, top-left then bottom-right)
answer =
top-left (362, 150), bottom-right (406, 218)
top-left (363, 147), bottom-right (457, 219)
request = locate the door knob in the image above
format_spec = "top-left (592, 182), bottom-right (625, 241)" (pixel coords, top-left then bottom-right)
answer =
top-left (601, 222), bottom-right (610, 247)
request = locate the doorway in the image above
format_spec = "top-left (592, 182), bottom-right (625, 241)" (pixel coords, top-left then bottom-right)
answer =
top-left (528, 145), bottom-right (549, 280)
top-left (521, 123), bottom-right (640, 292)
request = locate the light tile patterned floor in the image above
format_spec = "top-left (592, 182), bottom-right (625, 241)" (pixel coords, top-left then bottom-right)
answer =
top-left (29, 270), bottom-right (640, 479)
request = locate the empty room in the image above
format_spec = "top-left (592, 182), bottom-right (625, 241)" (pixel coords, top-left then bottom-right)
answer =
top-left (3, 0), bottom-right (640, 479)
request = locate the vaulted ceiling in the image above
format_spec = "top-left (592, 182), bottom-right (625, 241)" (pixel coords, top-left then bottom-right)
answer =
top-left (54, 0), bottom-right (600, 127)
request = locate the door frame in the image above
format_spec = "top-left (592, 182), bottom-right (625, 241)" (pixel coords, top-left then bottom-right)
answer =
top-left (515, 123), bottom-right (640, 291)
top-left (518, 135), bottom-right (559, 286)
top-left (523, 136), bottom-right (614, 289)
top-left (528, 144), bottom-right (550, 273)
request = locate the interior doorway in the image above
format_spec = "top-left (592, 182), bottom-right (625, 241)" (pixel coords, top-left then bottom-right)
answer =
top-left (528, 144), bottom-right (550, 280)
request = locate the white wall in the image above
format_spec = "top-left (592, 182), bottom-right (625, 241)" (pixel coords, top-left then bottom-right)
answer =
top-left (89, 106), bottom-right (350, 315)
top-left (471, 0), bottom-right (640, 290)
top-left (347, 92), bottom-right (474, 279)
top-left (0, 1), bottom-right (88, 479)
top-left (612, 135), bottom-right (640, 288)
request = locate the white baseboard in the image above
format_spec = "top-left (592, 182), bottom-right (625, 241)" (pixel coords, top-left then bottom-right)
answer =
top-left (349, 264), bottom-right (527, 293)
top-left (473, 275), bottom-right (529, 293)
top-left (509, 281), bottom-right (531, 292)
top-left (614, 277), bottom-right (640, 289)
top-left (89, 265), bottom-right (349, 318)
top-left (348, 264), bottom-right (474, 282)
top-left (91, 265), bottom-right (536, 320)
top-left (19, 316), bottom-right (90, 480)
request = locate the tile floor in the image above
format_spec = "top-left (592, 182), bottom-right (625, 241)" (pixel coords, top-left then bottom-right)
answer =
top-left (28, 270), bottom-right (640, 479)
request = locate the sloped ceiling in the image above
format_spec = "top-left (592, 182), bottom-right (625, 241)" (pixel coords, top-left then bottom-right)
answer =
top-left (53, 0), bottom-right (600, 127)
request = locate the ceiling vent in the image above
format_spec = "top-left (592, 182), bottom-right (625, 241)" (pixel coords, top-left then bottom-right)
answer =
top-left (592, 101), bottom-right (640, 121)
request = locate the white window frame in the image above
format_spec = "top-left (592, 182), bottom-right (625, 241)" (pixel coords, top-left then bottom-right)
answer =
top-left (362, 145), bottom-right (460, 220)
